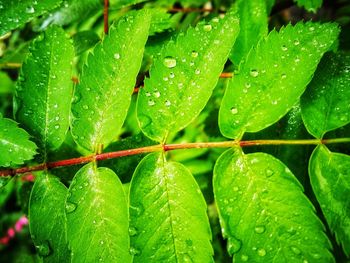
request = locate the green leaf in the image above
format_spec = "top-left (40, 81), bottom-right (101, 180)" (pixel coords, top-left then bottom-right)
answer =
top-left (0, 0), bottom-right (63, 36)
top-left (72, 30), bottom-right (100, 56)
top-left (219, 22), bottom-right (339, 139)
top-left (213, 148), bottom-right (334, 262)
top-left (129, 152), bottom-right (213, 262)
top-left (66, 163), bottom-right (130, 262)
top-left (301, 52), bottom-right (350, 138)
top-left (71, 10), bottom-right (151, 153)
top-left (229, 0), bottom-right (268, 65)
top-left (137, 10), bottom-right (240, 142)
top-left (0, 116), bottom-right (37, 167)
top-left (14, 26), bottom-right (74, 156)
top-left (309, 145), bottom-right (350, 256)
top-left (295, 0), bottom-right (323, 13)
top-left (29, 172), bottom-right (70, 262)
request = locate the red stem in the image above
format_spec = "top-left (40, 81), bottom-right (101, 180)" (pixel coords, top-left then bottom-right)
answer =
top-left (104, 0), bottom-right (109, 34)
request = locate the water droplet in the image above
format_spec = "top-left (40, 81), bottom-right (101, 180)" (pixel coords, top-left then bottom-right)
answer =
top-left (227, 237), bottom-right (242, 255)
top-left (230, 107), bottom-right (238, 114)
top-left (26, 6), bottom-right (35, 13)
top-left (294, 39), bottom-right (300, 46)
top-left (281, 73), bottom-right (287, 79)
top-left (250, 69), bottom-right (259, 77)
top-left (36, 241), bottom-right (51, 257)
top-left (148, 100), bottom-right (155, 106)
top-left (241, 254), bottom-right (249, 261)
top-left (182, 254), bottom-right (192, 262)
top-left (311, 253), bottom-right (321, 259)
top-left (281, 45), bottom-right (288, 51)
top-left (153, 91), bottom-right (161, 98)
top-left (145, 92), bottom-right (151, 97)
top-left (54, 124), bottom-right (60, 129)
top-left (254, 225), bottom-right (266, 234)
top-left (212, 17), bottom-right (219, 23)
top-left (163, 76), bottom-right (169, 81)
top-left (203, 24), bottom-right (212, 31)
top-left (114, 53), bottom-right (120, 60)
top-left (129, 227), bottom-right (138, 236)
top-left (169, 72), bottom-right (175, 78)
top-left (163, 56), bottom-right (176, 68)
top-left (191, 51), bottom-right (198, 58)
top-left (129, 247), bottom-right (140, 255)
top-left (290, 246), bottom-right (301, 255)
top-left (265, 168), bottom-right (274, 177)
top-left (100, 240), bottom-right (104, 245)
top-left (309, 26), bottom-right (315, 31)
top-left (257, 248), bottom-right (266, 257)
top-left (82, 104), bottom-right (89, 110)
top-left (195, 68), bottom-right (200, 75)
top-left (165, 100), bottom-right (171, 107)
top-left (65, 202), bottom-right (77, 213)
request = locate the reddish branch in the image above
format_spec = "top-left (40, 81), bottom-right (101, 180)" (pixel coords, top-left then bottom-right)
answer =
top-left (104, 0), bottom-right (109, 34)
top-left (1, 138), bottom-right (349, 177)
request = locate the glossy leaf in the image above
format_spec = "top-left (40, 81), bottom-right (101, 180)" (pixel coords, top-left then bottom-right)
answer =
top-left (29, 173), bottom-right (70, 262)
top-left (72, 31), bottom-right (100, 56)
top-left (301, 52), bottom-right (350, 138)
top-left (295, 0), bottom-right (323, 12)
top-left (137, 10), bottom-right (240, 142)
top-left (0, 117), bottom-right (37, 167)
top-left (129, 152), bottom-right (213, 262)
top-left (71, 10), bottom-right (151, 153)
top-left (15, 26), bottom-right (74, 156)
top-left (219, 22), bottom-right (339, 139)
top-left (229, 0), bottom-right (268, 65)
top-left (214, 148), bottom-right (333, 262)
top-left (66, 163), bottom-right (130, 262)
top-left (309, 145), bottom-right (350, 256)
top-left (0, 0), bottom-right (62, 36)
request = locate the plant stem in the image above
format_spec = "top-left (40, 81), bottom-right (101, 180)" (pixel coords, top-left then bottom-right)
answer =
top-left (104, 0), bottom-right (109, 34)
top-left (1, 138), bottom-right (349, 177)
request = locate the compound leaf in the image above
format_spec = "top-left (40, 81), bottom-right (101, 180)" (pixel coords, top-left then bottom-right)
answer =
top-left (301, 52), bottom-right (350, 138)
top-left (0, 116), bottom-right (37, 167)
top-left (137, 10), bottom-right (240, 142)
top-left (15, 26), bottom-right (74, 157)
top-left (71, 10), bottom-right (151, 153)
top-left (214, 148), bottom-right (333, 262)
top-left (219, 22), bottom-right (339, 139)
top-left (309, 145), bottom-right (350, 256)
top-left (66, 163), bottom-right (130, 262)
top-left (0, 0), bottom-right (63, 36)
top-left (295, 0), bottom-right (323, 12)
top-left (229, 0), bottom-right (268, 65)
top-left (29, 172), bottom-right (70, 262)
top-left (129, 152), bottom-right (213, 262)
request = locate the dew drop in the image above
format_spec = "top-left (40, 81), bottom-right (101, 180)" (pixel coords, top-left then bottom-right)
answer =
top-left (26, 6), bottom-right (35, 13)
top-left (290, 246), bottom-right (301, 255)
top-left (169, 72), bottom-right (175, 78)
top-left (195, 69), bottom-right (200, 75)
top-left (250, 69), bottom-right (259, 77)
top-left (257, 248), bottom-right (266, 257)
top-left (203, 24), bottom-right (212, 31)
top-left (241, 254), bottom-right (249, 261)
top-left (265, 168), bottom-right (274, 177)
top-left (230, 107), bottom-right (238, 114)
top-left (254, 225), bottom-right (266, 234)
top-left (54, 124), bottom-right (60, 129)
top-left (191, 51), bottom-right (198, 58)
top-left (153, 91), bottom-right (161, 98)
top-left (65, 202), bottom-right (77, 213)
top-left (227, 237), bottom-right (242, 255)
top-left (36, 241), bottom-right (51, 257)
top-left (281, 73), bottom-right (287, 79)
top-left (148, 100), bottom-right (155, 106)
top-left (129, 227), bottom-right (138, 236)
top-left (82, 104), bottom-right (89, 110)
top-left (129, 247), bottom-right (140, 255)
top-left (165, 100), bottom-right (171, 107)
top-left (281, 45), bottom-right (288, 51)
top-left (163, 56), bottom-right (176, 68)
top-left (294, 39), bottom-right (300, 46)
top-left (100, 240), bottom-right (104, 245)
top-left (145, 92), bottom-right (151, 97)
top-left (114, 53), bottom-right (120, 60)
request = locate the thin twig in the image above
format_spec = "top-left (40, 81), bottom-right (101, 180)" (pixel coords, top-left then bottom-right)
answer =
top-left (104, 0), bottom-right (109, 34)
top-left (1, 138), bottom-right (349, 177)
